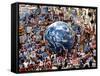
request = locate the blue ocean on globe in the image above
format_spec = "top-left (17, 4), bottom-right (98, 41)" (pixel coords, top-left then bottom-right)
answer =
top-left (44, 21), bottom-right (75, 52)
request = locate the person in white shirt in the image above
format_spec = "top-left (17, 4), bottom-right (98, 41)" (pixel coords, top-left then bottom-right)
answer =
top-left (23, 60), bottom-right (29, 68)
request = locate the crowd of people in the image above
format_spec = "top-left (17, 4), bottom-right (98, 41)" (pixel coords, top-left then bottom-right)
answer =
top-left (18, 4), bottom-right (97, 72)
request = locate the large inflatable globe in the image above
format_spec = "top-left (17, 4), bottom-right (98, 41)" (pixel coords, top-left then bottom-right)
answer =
top-left (44, 21), bottom-right (75, 52)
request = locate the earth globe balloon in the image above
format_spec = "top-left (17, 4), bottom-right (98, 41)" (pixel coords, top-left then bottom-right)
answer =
top-left (44, 21), bottom-right (75, 53)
